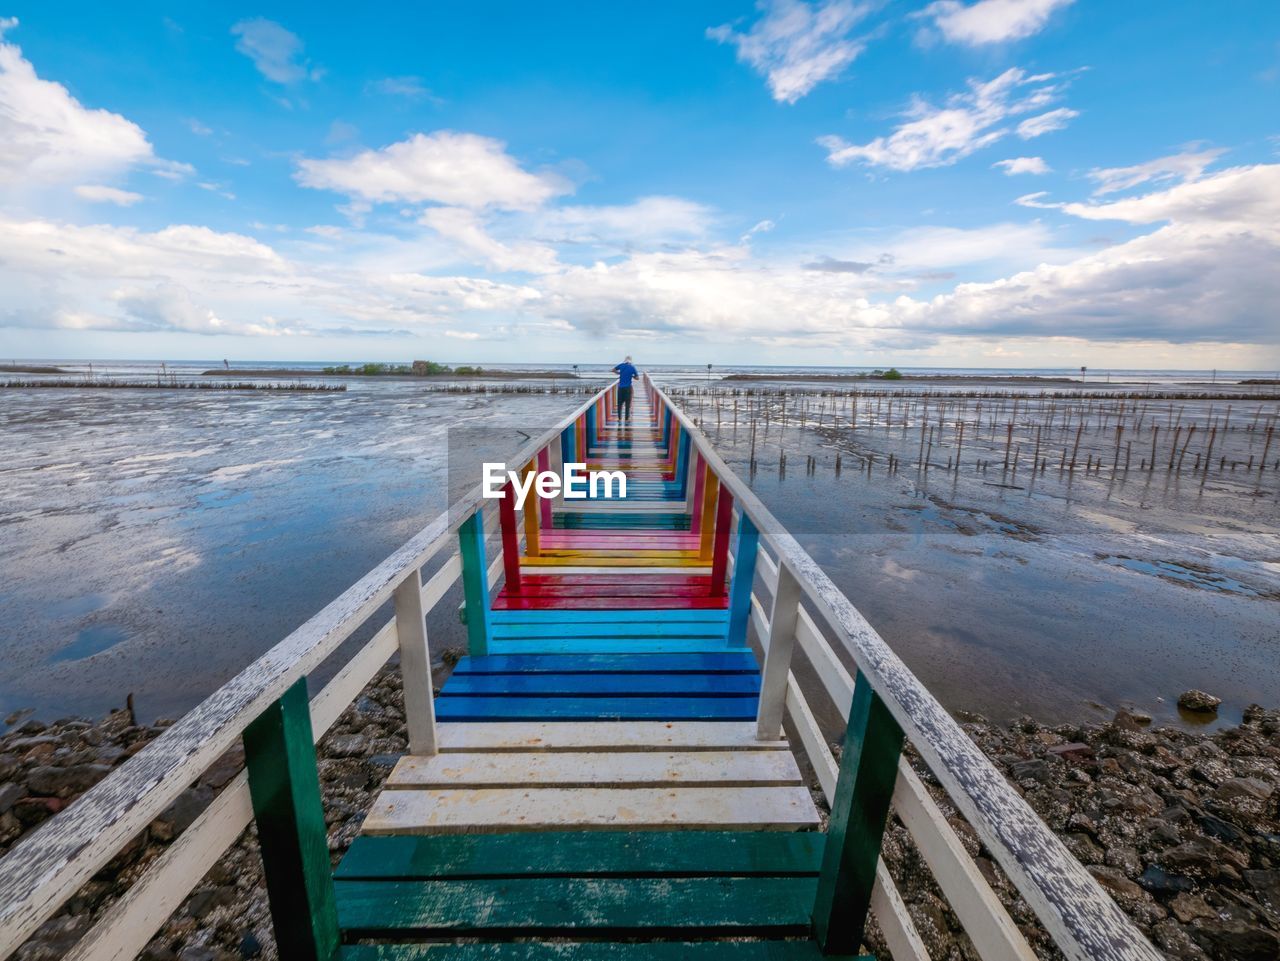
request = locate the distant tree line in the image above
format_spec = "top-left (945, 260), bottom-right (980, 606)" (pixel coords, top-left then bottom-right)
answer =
top-left (320, 360), bottom-right (485, 376)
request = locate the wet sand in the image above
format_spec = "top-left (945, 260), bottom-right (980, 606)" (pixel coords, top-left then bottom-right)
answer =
top-left (2, 379), bottom-right (1277, 731)
top-left (681, 387), bottom-right (1280, 729)
top-left (0, 381), bottom-right (581, 722)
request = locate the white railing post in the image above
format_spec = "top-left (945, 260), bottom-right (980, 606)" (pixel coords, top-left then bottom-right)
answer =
top-left (756, 559), bottom-right (801, 739)
top-left (393, 567), bottom-right (436, 756)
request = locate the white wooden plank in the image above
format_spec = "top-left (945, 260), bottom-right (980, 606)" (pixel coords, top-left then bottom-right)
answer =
top-left (874, 859), bottom-right (933, 961)
top-left (757, 563), bottom-right (801, 739)
top-left (394, 570), bottom-right (436, 756)
top-left (437, 721), bottom-right (788, 753)
top-left (362, 785), bottom-right (820, 834)
top-left (894, 762), bottom-right (1037, 961)
top-left (387, 750), bottom-right (803, 790)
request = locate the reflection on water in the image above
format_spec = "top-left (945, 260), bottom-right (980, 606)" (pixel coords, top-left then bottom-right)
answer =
top-left (0, 380), bottom-right (583, 722)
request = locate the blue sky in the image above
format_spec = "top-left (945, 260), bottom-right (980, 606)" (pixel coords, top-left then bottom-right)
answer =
top-left (1, 1), bottom-right (1277, 367)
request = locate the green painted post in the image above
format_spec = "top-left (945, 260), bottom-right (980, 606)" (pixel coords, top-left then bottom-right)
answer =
top-left (242, 678), bottom-right (339, 961)
top-left (459, 508), bottom-right (491, 655)
top-left (812, 670), bottom-right (904, 955)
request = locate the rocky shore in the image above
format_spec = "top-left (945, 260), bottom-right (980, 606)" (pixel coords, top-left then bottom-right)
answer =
top-left (2, 677), bottom-right (1277, 961)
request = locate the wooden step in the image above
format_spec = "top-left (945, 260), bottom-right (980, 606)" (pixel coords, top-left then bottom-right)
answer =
top-left (361, 785), bottom-right (820, 834)
top-left (385, 750), bottom-right (802, 790)
top-left (335, 875), bottom-right (819, 934)
top-left (436, 721), bottom-right (787, 752)
top-left (450, 652), bottom-right (758, 674)
top-left (434, 695), bottom-right (758, 721)
top-left (336, 831), bottom-right (823, 880)
top-left (343, 943), bottom-right (856, 960)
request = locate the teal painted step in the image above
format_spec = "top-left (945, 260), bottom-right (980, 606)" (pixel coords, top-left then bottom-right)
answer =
top-left (434, 694), bottom-right (758, 720)
top-left (336, 832), bottom-right (824, 881)
top-left (442, 673), bottom-right (760, 697)
top-left (450, 652), bottom-right (759, 674)
top-left (335, 876), bottom-right (818, 936)
top-left (487, 638), bottom-right (740, 655)
top-left (343, 943), bottom-right (857, 960)
top-left (490, 622), bottom-right (728, 640)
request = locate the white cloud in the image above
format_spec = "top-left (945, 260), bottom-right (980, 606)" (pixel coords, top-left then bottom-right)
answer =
top-left (920, 0), bottom-right (1074, 46)
top-left (0, 22), bottom-right (156, 187)
top-left (1016, 107), bottom-right (1078, 138)
top-left (535, 197), bottom-right (714, 247)
top-left (367, 76), bottom-right (437, 101)
top-left (993, 156), bottom-right (1049, 175)
top-left (74, 184), bottom-right (143, 205)
top-left (420, 207), bottom-right (560, 274)
top-left (296, 132), bottom-right (569, 210)
top-left (1057, 163), bottom-right (1280, 225)
top-left (231, 18), bottom-right (321, 85)
top-left (820, 68), bottom-right (1069, 171)
top-left (707, 0), bottom-right (872, 103)
top-left (1087, 147), bottom-right (1226, 195)
top-left (4, 165), bottom-right (1279, 356)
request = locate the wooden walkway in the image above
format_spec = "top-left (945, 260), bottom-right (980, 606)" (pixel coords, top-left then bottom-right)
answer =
top-left (341, 382), bottom-right (833, 956)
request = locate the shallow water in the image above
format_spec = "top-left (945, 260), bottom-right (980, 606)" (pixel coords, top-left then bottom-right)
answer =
top-left (0, 381), bottom-right (583, 722)
top-left (1, 375), bottom-right (1277, 730)
top-left (709, 410), bottom-right (1280, 730)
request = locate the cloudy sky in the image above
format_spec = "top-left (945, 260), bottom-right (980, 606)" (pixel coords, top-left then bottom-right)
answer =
top-left (1, 2), bottom-right (1277, 368)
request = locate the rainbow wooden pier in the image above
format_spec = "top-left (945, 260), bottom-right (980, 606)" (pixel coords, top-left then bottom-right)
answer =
top-left (0, 380), bottom-right (1162, 961)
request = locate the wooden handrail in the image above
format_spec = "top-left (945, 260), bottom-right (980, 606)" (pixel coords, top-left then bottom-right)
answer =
top-left (651, 381), bottom-right (1160, 961)
top-left (0, 383), bottom-right (612, 960)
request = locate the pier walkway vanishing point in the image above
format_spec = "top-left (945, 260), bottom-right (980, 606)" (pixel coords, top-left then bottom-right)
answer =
top-left (0, 380), bottom-right (1164, 961)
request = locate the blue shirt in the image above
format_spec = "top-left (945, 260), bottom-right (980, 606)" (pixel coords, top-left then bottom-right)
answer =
top-left (613, 362), bottom-right (638, 389)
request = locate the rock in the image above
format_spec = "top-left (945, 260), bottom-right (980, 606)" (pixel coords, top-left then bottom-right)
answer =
top-left (1243, 869), bottom-right (1280, 910)
top-left (176, 948), bottom-right (217, 961)
top-left (1104, 845), bottom-right (1143, 878)
top-left (1179, 690), bottom-right (1222, 713)
top-left (1047, 741), bottom-right (1095, 762)
top-left (185, 886), bottom-right (236, 919)
top-left (0, 811), bottom-right (22, 845)
top-left (150, 785), bottom-right (215, 842)
top-left (1010, 758), bottom-right (1050, 783)
top-left (1063, 832), bottom-right (1105, 864)
top-left (1066, 811), bottom-right (1098, 836)
top-left (0, 782), bottom-right (26, 814)
top-left (1087, 865), bottom-right (1147, 901)
top-left (1216, 777), bottom-right (1272, 802)
top-left (1190, 919), bottom-right (1280, 961)
top-left (1141, 817), bottom-right (1181, 847)
top-left (325, 734), bottom-right (368, 758)
top-left (1169, 892), bottom-right (1216, 924)
top-left (200, 746), bottom-right (245, 790)
top-left (13, 795), bottom-right (65, 825)
top-left (1139, 864), bottom-right (1196, 894)
top-left (1151, 918), bottom-right (1212, 961)
top-left (1160, 838), bottom-right (1248, 879)
top-left (1198, 812), bottom-right (1245, 844)
top-left (26, 763), bottom-right (112, 797)
top-left (237, 932), bottom-right (263, 959)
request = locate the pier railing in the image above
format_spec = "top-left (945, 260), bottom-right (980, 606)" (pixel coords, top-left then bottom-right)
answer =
top-left (650, 379), bottom-right (1161, 961)
top-left (0, 376), bottom-right (1161, 961)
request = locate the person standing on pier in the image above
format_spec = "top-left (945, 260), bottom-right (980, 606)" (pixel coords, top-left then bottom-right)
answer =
top-left (612, 356), bottom-right (639, 422)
